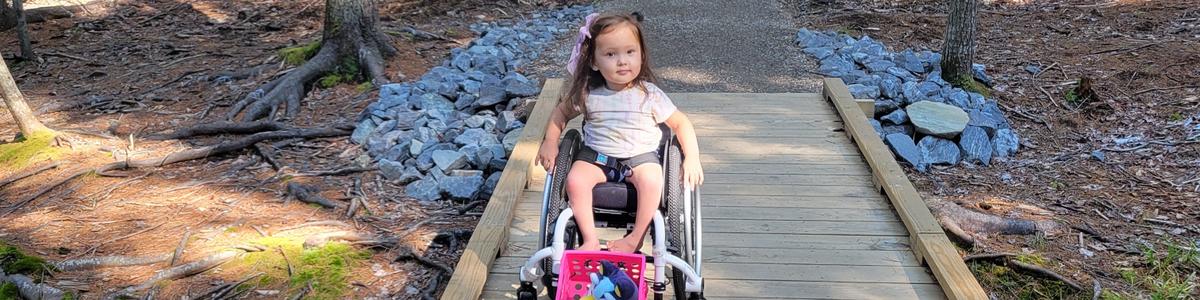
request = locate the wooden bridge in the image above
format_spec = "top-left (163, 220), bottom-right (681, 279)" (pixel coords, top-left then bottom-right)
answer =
top-left (441, 78), bottom-right (986, 299)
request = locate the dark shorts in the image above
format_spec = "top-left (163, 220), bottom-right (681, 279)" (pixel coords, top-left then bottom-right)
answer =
top-left (575, 146), bottom-right (661, 183)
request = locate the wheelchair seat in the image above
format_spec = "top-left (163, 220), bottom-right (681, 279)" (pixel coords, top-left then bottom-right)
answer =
top-left (591, 182), bottom-right (638, 211)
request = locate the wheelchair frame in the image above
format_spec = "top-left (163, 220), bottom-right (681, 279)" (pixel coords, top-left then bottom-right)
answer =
top-left (516, 127), bottom-right (704, 299)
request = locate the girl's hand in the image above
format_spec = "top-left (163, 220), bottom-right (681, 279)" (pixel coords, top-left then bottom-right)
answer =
top-left (683, 157), bottom-right (704, 188)
top-left (537, 141), bottom-right (558, 172)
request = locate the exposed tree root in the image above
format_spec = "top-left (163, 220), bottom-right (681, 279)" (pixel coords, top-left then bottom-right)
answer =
top-left (227, 46), bottom-right (339, 122)
top-left (147, 121), bottom-right (287, 140)
top-left (196, 272), bottom-right (264, 300)
top-left (396, 246), bottom-right (451, 300)
top-left (95, 126), bottom-right (351, 175)
top-left (53, 253), bottom-right (173, 271)
top-left (255, 143), bottom-right (283, 171)
top-left (457, 200), bottom-right (487, 215)
top-left (0, 4), bottom-right (84, 31)
top-left (0, 268), bottom-right (66, 300)
top-left (276, 220), bottom-right (351, 233)
top-left (107, 247), bottom-right (265, 299)
top-left (286, 182), bottom-right (337, 208)
top-left (964, 253), bottom-right (1085, 291)
top-left (293, 166), bottom-right (377, 177)
top-left (302, 230), bottom-right (396, 249)
top-left (925, 198), bottom-right (1060, 247)
top-left (0, 161), bottom-right (58, 189)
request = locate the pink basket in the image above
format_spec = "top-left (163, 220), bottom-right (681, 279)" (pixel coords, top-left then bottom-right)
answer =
top-left (555, 250), bottom-right (648, 300)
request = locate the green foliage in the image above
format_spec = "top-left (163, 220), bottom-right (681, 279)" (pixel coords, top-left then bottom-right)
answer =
top-left (227, 237), bottom-right (371, 299)
top-left (1116, 242), bottom-right (1199, 299)
top-left (1167, 112), bottom-right (1184, 122)
top-left (1065, 89), bottom-right (1080, 106)
top-left (279, 42), bottom-right (321, 66)
top-left (316, 58), bottom-right (362, 89)
top-left (0, 129), bottom-right (63, 169)
top-left (1049, 180), bottom-right (1066, 190)
top-left (355, 82), bottom-right (375, 93)
top-left (0, 282), bottom-right (19, 300)
top-left (0, 242), bottom-right (55, 279)
top-left (969, 261), bottom-right (1089, 300)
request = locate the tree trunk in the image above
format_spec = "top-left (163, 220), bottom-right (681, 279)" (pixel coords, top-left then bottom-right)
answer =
top-left (14, 0), bottom-right (37, 61)
top-left (940, 0), bottom-right (979, 86)
top-left (0, 53), bottom-right (49, 136)
top-left (227, 0), bottom-right (395, 122)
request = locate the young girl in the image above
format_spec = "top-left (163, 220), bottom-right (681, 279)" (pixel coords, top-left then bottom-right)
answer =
top-left (536, 12), bottom-right (703, 253)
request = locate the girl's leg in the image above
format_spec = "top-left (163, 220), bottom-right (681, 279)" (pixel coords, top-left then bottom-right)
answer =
top-left (607, 163), bottom-right (663, 253)
top-left (565, 161), bottom-right (607, 251)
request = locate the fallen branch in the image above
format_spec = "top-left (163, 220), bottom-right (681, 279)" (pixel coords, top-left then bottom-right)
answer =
top-left (0, 161), bottom-right (59, 189)
top-left (96, 126), bottom-right (351, 174)
top-left (276, 220), bottom-right (351, 233)
top-left (457, 200), bottom-right (487, 215)
top-left (292, 166), bottom-right (378, 177)
top-left (2, 169), bottom-right (88, 217)
top-left (170, 229), bottom-right (193, 266)
top-left (108, 247), bottom-right (262, 298)
top-left (926, 198), bottom-right (1059, 237)
top-left (286, 182), bottom-right (337, 209)
top-left (255, 143), bottom-right (283, 171)
top-left (302, 230), bottom-right (396, 249)
top-left (197, 271), bottom-right (264, 300)
top-left (962, 252), bottom-right (1085, 291)
top-left (0, 268), bottom-right (66, 300)
top-left (1133, 84), bottom-right (1199, 96)
top-left (81, 222), bottom-right (166, 257)
top-left (53, 253), bottom-right (173, 271)
top-left (396, 246), bottom-right (451, 300)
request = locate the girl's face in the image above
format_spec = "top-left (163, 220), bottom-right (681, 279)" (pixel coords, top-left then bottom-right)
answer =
top-left (591, 23), bottom-right (642, 91)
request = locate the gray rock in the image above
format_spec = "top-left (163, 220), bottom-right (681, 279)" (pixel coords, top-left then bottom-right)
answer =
top-left (819, 56), bottom-right (855, 77)
top-left (471, 53), bottom-right (506, 75)
top-left (945, 88), bottom-right (970, 108)
top-left (415, 127), bottom-right (439, 144)
top-left (461, 80), bottom-right (481, 95)
top-left (901, 81), bottom-right (922, 104)
top-left (968, 92), bottom-right (986, 109)
top-left (503, 72), bottom-right (541, 97)
top-left (874, 99), bottom-right (900, 116)
top-left (854, 74), bottom-right (881, 88)
top-left (869, 119), bottom-right (884, 137)
top-left (886, 66), bottom-right (918, 83)
top-left (432, 150), bottom-right (469, 172)
top-left (451, 52), bottom-right (472, 71)
top-left (351, 119), bottom-right (376, 144)
top-left (864, 60), bottom-right (896, 73)
top-left (409, 139), bottom-right (425, 157)
top-left (972, 63), bottom-right (992, 87)
top-left (880, 109), bottom-right (908, 125)
top-left (878, 76), bottom-right (902, 100)
top-left (882, 124), bottom-right (914, 137)
top-left (482, 172), bottom-right (502, 196)
top-left (379, 159), bottom-right (406, 181)
top-left (1090, 150), bottom-right (1105, 162)
top-left (455, 93), bottom-right (478, 110)
top-left (885, 133), bottom-right (924, 172)
top-left (378, 84), bottom-right (411, 110)
top-left (802, 47), bottom-right (835, 60)
top-left (907, 101), bottom-right (969, 138)
top-left (917, 81), bottom-right (942, 100)
top-left (502, 127), bottom-right (522, 155)
top-left (918, 136), bottom-right (962, 166)
top-left (1025, 65), bottom-right (1041, 74)
top-left (465, 114), bottom-right (498, 129)
top-left (499, 111), bottom-right (519, 131)
top-left (415, 93), bottom-right (455, 112)
top-left (959, 126), bottom-right (993, 166)
top-left (455, 128), bottom-right (500, 146)
top-left (417, 143), bottom-right (457, 171)
top-left (382, 139), bottom-right (412, 162)
top-left (458, 144), bottom-right (481, 167)
top-left (440, 174), bottom-right (485, 200)
top-left (441, 127), bottom-right (462, 143)
top-left (394, 111), bottom-right (422, 130)
top-left (992, 128), bottom-right (1019, 158)
top-left (405, 178), bottom-right (441, 202)
top-left (848, 84), bottom-right (881, 99)
top-left (897, 50), bottom-right (925, 74)
top-left (476, 75), bottom-right (507, 107)
top-left (375, 120), bottom-right (398, 134)
top-left (450, 169), bottom-right (484, 177)
top-left (967, 108), bottom-right (1007, 136)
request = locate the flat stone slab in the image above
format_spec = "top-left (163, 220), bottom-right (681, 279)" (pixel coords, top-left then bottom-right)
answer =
top-left (907, 101), bottom-right (969, 138)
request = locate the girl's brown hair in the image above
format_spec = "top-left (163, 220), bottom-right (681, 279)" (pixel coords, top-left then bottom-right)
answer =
top-left (562, 12), bottom-right (657, 117)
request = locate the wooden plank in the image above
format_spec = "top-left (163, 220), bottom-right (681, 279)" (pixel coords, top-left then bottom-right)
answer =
top-left (700, 195), bottom-right (893, 209)
top-left (692, 128), bottom-right (844, 138)
top-left (701, 219), bottom-right (907, 235)
top-left (704, 163), bottom-right (869, 175)
top-left (699, 184), bottom-right (879, 197)
top-left (701, 247), bottom-right (922, 266)
top-left (442, 79), bottom-right (563, 300)
top-left (824, 78), bottom-right (984, 300)
top-left (670, 92), bottom-right (826, 103)
top-left (699, 141), bottom-right (859, 155)
top-left (701, 207), bottom-right (899, 222)
top-left (506, 232), bottom-right (912, 252)
top-left (489, 256), bottom-right (933, 283)
top-left (703, 173), bottom-right (873, 186)
top-left (856, 98), bottom-right (876, 117)
top-left (699, 153), bottom-right (865, 165)
top-left (699, 279), bottom-right (946, 299)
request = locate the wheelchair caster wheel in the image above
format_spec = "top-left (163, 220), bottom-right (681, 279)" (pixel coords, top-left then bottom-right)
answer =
top-left (516, 281), bottom-right (538, 300)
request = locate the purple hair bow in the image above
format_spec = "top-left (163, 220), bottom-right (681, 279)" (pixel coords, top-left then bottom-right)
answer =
top-left (566, 13), bottom-right (600, 76)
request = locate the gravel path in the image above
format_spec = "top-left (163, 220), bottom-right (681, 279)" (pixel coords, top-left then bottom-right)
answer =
top-left (594, 0), bottom-right (822, 93)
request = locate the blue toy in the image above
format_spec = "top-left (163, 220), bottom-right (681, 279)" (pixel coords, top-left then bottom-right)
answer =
top-left (583, 260), bottom-right (638, 300)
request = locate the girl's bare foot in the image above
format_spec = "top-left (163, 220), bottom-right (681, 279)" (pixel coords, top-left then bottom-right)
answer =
top-left (606, 236), bottom-right (641, 253)
top-left (578, 239), bottom-right (602, 251)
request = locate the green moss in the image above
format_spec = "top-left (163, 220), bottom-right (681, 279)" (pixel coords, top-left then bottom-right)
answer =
top-left (317, 73), bottom-right (353, 89)
top-left (279, 42), bottom-right (321, 66)
top-left (1015, 253), bottom-right (1048, 266)
top-left (1168, 112), bottom-right (1184, 122)
top-left (0, 242), bottom-right (55, 278)
top-left (0, 282), bottom-right (19, 300)
top-left (315, 58), bottom-right (362, 89)
top-left (0, 129), bottom-right (63, 169)
top-left (226, 237), bottom-right (371, 299)
top-left (355, 82), bottom-right (375, 93)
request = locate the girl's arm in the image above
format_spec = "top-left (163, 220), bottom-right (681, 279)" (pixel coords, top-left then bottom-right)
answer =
top-left (536, 102), bottom-right (577, 171)
top-left (664, 111), bottom-right (704, 187)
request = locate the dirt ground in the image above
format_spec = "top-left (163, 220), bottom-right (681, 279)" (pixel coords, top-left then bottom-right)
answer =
top-left (783, 0), bottom-right (1199, 298)
top-left (0, 0), bottom-right (580, 298)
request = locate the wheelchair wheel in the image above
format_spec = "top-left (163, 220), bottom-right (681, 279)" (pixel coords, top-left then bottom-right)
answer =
top-left (662, 142), bottom-right (697, 300)
top-left (540, 129), bottom-right (582, 299)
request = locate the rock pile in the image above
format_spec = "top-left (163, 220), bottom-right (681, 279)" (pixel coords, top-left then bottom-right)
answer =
top-left (352, 6), bottom-right (592, 202)
top-left (795, 29), bottom-right (1021, 172)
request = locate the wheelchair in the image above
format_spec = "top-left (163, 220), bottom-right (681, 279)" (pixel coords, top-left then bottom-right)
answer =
top-left (516, 124), bottom-right (704, 300)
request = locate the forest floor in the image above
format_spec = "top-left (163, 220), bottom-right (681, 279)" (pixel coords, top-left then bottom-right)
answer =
top-left (784, 0), bottom-right (1200, 298)
top-left (0, 0), bottom-right (580, 299)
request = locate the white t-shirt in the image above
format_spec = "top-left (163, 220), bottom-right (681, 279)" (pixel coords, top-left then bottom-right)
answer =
top-left (581, 82), bottom-right (677, 158)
